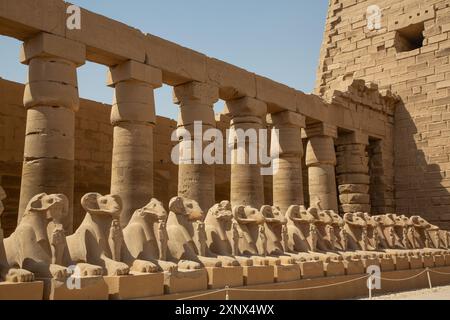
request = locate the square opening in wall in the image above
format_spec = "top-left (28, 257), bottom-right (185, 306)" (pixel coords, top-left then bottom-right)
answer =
top-left (394, 22), bottom-right (425, 52)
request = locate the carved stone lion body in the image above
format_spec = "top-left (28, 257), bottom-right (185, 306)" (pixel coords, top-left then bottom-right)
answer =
top-left (121, 198), bottom-right (177, 272)
top-left (66, 193), bottom-right (153, 276)
top-left (166, 197), bottom-right (222, 270)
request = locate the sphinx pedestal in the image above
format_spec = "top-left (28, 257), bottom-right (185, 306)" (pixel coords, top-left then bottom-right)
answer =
top-left (0, 281), bottom-right (43, 300)
top-left (299, 260), bottom-right (325, 279)
top-left (324, 261), bottom-right (346, 277)
top-left (379, 256), bottom-right (396, 272)
top-left (243, 266), bottom-right (274, 285)
top-left (274, 265), bottom-right (301, 283)
top-left (343, 259), bottom-right (365, 275)
top-left (164, 269), bottom-right (208, 294)
top-left (392, 255), bottom-right (410, 270)
top-left (422, 254), bottom-right (435, 268)
top-left (409, 255), bottom-right (424, 269)
top-left (206, 267), bottom-right (243, 289)
top-left (42, 276), bottom-right (108, 300)
top-left (433, 254), bottom-right (446, 267)
top-left (445, 253), bottom-right (450, 266)
top-left (104, 272), bottom-right (164, 300)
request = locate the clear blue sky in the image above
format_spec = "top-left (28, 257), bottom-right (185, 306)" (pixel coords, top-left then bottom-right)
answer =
top-left (0, 0), bottom-right (329, 120)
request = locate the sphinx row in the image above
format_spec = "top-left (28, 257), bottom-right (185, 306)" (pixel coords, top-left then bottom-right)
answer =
top-left (0, 187), bottom-right (449, 296)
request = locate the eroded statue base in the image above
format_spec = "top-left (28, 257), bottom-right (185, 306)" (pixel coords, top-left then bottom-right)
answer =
top-left (164, 269), bottom-right (208, 294)
top-left (206, 267), bottom-right (243, 289)
top-left (324, 261), bottom-right (346, 277)
top-left (274, 264), bottom-right (301, 282)
top-left (243, 265), bottom-right (274, 285)
top-left (299, 260), bottom-right (324, 279)
top-left (104, 272), bottom-right (164, 299)
top-left (0, 281), bottom-right (43, 300)
top-left (392, 255), bottom-right (410, 270)
top-left (42, 276), bottom-right (108, 300)
top-left (343, 260), bottom-right (365, 275)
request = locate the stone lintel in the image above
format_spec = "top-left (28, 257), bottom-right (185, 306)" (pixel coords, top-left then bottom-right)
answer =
top-left (226, 96), bottom-right (267, 119)
top-left (267, 110), bottom-right (306, 128)
top-left (107, 60), bottom-right (162, 88)
top-left (20, 32), bottom-right (86, 66)
top-left (173, 81), bottom-right (219, 106)
top-left (304, 122), bottom-right (338, 139)
top-left (336, 131), bottom-right (369, 146)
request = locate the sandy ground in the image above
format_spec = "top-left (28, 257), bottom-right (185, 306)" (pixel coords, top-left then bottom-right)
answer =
top-left (359, 285), bottom-right (450, 300)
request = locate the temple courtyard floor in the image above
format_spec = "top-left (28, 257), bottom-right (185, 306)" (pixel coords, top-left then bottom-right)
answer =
top-left (360, 285), bottom-right (450, 300)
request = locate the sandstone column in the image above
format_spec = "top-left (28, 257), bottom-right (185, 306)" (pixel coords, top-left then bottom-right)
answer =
top-left (226, 97), bottom-right (267, 208)
top-left (18, 33), bottom-right (86, 233)
top-left (268, 111), bottom-right (306, 214)
top-left (173, 82), bottom-right (219, 212)
top-left (107, 61), bottom-right (162, 227)
top-left (336, 132), bottom-right (371, 214)
top-left (305, 123), bottom-right (338, 212)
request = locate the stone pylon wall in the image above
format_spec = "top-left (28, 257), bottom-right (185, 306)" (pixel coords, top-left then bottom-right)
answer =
top-left (316, 0), bottom-right (450, 228)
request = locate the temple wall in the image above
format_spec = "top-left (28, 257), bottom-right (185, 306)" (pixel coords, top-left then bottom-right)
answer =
top-left (316, 0), bottom-right (450, 228)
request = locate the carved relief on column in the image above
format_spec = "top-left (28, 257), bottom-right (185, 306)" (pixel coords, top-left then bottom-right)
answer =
top-left (305, 123), bottom-right (338, 212)
top-left (173, 82), bottom-right (219, 212)
top-left (18, 32), bottom-right (86, 233)
top-left (336, 132), bottom-right (371, 214)
top-left (107, 61), bottom-right (162, 227)
top-left (267, 111), bottom-right (306, 214)
top-left (226, 97), bottom-right (267, 209)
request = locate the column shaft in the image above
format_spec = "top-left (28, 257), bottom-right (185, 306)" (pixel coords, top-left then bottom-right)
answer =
top-left (268, 111), bottom-right (306, 213)
top-left (336, 132), bottom-right (371, 214)
top-left (226, 97), bottom-right (267, 209)
top-left (18, 33), bottom-right (85, 233)
top-left (173, 82), bottom-right (219, 212)
top-left (108, 61), bottom-right (162, 227)
top-left (305, 124), bottom-right (338, 212)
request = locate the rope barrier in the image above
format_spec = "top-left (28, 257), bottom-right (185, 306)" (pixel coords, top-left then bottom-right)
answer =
top-left (177, 266), bottom-right (450, 300)
top-left (177, 288), bottom-right (226, 301)
top-left (372, 269), bottom-right (428, 282)
top-left (227, 274), bottom-right (370, 293)
top-left (428, 269), bottom-right (450, 276)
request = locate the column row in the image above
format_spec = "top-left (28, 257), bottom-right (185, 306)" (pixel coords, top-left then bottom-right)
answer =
top-left (17, 32), bottom-right (376, 233)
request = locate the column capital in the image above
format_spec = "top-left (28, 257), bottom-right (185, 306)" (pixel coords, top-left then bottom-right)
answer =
top-left (107, 60), bottom-right (162, 88)
top-left (173, 81), bottom-right (219, 106)
top-left (305, 122), bottom-right (338, 139)
top-left (20, 32), bottom-right (86, 67)
top-left (267, 110), bottom-right (305, 128)
top-left (225, 97), bottom-right (267, 119)
top-left (336, 131), bottom-right (369, 146)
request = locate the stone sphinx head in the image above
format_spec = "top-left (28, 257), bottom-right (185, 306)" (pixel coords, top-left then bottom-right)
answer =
top-left (373, 215), bottom-right (396, 246)
top-left (25, 193), bottom-right (69, 224)
top-left (410, 216), bottom-right (431, 229)
top-left (327, 210), bottom-right (344, 227)
top-left (286, 205), bottom-right (316, 225)
top-left (81, 193), bottom-right (122, 219)
top-left (311, 208), bottom-right (333, 226)
top-left (260, 206), bottom-right (287, 225)
top-left (133, 198), bottom-right (167, 223)
top-left (344, 212), bottom-right (367, 228)
top-left (206, 201), bottom-right (233, 223)
top-left (233, 205), bottom-right (265, 226)
top-left (169, 196), bottom-right (204, 222)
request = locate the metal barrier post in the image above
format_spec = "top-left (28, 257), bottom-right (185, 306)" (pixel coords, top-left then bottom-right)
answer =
top-left (225, 286), bottom-right (230, 300)
top-left (426, 268), bottom-right (433, 290)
